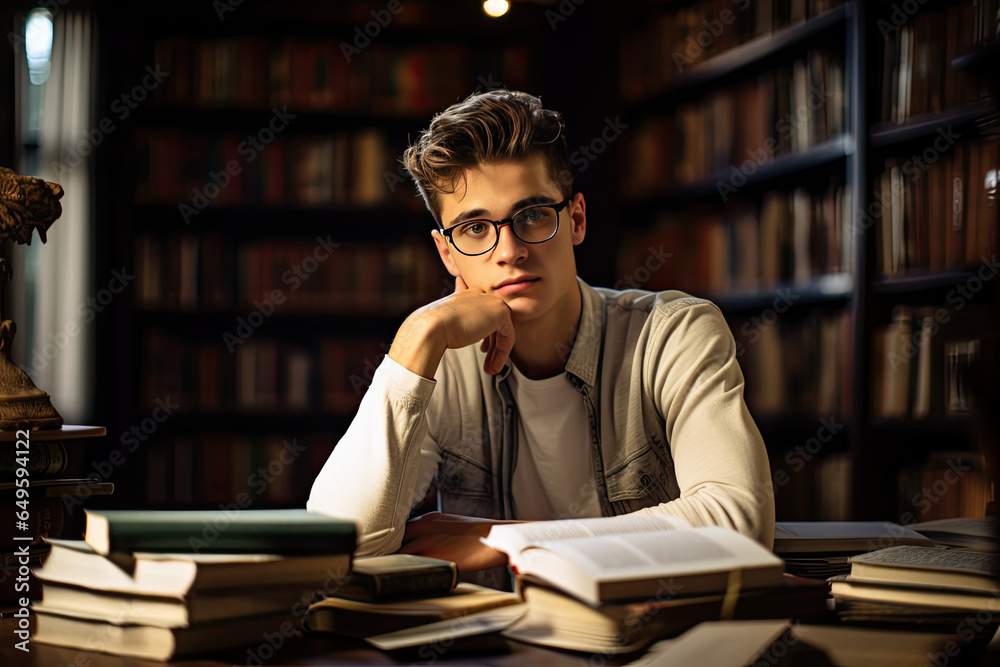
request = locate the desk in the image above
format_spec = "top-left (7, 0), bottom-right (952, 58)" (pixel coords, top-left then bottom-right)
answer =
top-left (4, 615), bottom-right (1000, 666)
top-left (0, 632), bottom-right (632, 666)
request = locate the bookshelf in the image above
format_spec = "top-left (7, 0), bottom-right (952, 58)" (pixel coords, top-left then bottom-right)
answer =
top-left (93, 1), bottom-right (545, 508)
top-left (616, 0), bottom-right (999, 522)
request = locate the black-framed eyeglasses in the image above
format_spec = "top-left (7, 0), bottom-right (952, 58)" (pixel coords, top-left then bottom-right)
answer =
top-left (438, 199), bottom-right (571, 257)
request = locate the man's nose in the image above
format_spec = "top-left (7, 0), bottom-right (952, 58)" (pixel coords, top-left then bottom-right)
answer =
top-left (493, 222), bottom-right (527, 263)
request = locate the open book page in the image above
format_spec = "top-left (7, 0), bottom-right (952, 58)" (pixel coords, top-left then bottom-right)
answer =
top-left (483, 514), bottom-right (693, 556)
top-left (515, 527), bottom-right (779, 581)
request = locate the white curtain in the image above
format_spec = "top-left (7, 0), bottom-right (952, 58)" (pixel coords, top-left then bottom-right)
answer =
top-left (11, 10), bottom-right (96, 423)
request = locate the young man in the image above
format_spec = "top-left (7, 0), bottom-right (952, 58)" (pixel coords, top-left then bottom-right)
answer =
top-left (308, 90), bottom-right (774, 584)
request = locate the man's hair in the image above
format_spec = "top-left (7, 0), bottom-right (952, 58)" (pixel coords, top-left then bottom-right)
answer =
top-left (402, 89), bottom-right (573, 225)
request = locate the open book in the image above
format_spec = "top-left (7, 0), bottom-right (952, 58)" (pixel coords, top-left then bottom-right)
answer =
top-left (483, 515), bottom-right (784, 605)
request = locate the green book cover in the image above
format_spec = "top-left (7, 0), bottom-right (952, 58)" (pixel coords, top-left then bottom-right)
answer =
top-left (84, 509), bottom-right (356, 556)
top-left (335, 554), bottom-right (458, 601)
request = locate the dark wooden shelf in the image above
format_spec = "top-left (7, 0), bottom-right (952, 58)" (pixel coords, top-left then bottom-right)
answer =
top-left (136, 104), bottom-right (423, 135)
top-left (869, 100), bottom-right (997, 149)
top-left (132, 411), bottom-right (353, 435)
top-left (706, 273), bottom-right (853, 314)
top-left (952, 39), bottom-right (1000, 76)
top-left (755, 415), bottom-right (852, 446)
top-left (131, 204), bottom-right (432, 241)
top-left (134, 309), bottom-right (407, 337)
top-left (624, 135), bottom-right (851, 210)
top-left (629, 4), bottom-right (848, 111)
top-left (872, 268), bottom-right (997, 300)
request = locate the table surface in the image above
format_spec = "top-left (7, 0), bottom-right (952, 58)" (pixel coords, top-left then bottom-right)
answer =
top-left (0, 632), bottom-right (630, 666)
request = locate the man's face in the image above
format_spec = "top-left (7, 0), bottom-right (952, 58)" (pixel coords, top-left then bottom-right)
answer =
top-left (432, 154), bottom-right (586, 325)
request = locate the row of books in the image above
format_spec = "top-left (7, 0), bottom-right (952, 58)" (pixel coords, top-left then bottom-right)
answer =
top-left (618, 184), bottom-right (852, 294)
top-left (771, 451), bottom-right (851, 522)
top-left (135, 234), bottom-right (446, 313)
top-left (897, 452), bottom-right (992, 523)
top-left (239, 238), bottom-right (445, 313)
top-left (879, 2), bottom-right (995, 125)
top-left (733, 308), bottom-right (852, 419)
top-left (621, 51), bottom-right (845, 197)
top-left (134, 127), bottom-right (415, 209)
top-left (152, 36), bottom-right (531, 115)
top-left (620, 0), bottom-right (844, 100)
top-left (142, 433), bottom-right (336, 507)
top-left (141, 331), bottom-right (392, 415)
top-left (872, 305), bottom-right (991, 420)
top-left (876, 137), bottom-right (999, 277)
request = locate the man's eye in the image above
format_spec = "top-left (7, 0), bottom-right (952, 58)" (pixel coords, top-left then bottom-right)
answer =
top-left (461, 222), bottom-right (488, 237)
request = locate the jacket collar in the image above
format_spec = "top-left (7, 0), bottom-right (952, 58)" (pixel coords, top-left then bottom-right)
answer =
top-left (563, 276), bottom-right (601, 389)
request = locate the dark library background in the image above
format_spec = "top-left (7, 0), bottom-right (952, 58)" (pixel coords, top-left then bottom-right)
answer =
top-left (1, 0), bottom-right (998, 532)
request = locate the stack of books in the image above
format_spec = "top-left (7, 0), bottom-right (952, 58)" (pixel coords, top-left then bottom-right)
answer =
top-left (773, 521), bottom-right (936, 578)
top-left (829, 545), bottom-right (1000, 629)
top-left (29, 509), bottom-right (355, 660)
top-left (479, 515), bottom-right (829, 654)
top-left (303, 553), bottom-right (524, 652)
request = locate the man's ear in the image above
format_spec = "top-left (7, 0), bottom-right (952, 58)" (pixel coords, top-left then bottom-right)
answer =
top-left (569, 192), bottom-right (587, 246)
top-left (431, 229), bottom-right (462, 278)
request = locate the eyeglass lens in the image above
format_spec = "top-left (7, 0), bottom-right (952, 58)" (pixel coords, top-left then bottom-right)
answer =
top-left (452, 205), bottom-right (559, 255)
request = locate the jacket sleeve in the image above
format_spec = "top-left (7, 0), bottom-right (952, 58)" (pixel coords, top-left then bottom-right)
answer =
top-left (306, 355), bottom-right (442, 556)
top-left (628, 300), bottom-right (775, 549)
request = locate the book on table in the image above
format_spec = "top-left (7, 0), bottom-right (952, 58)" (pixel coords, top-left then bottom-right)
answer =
top-left (30, 609), bottom-right (301, 662)
top-left (482, 514), bottom-right (785, 606)
top-left (334, 553), bottom-right (458, 602)
top-left (503, 575), bottom-right (829, 655)
top-left (84, 508), bottom-right (356, 555)
top-left (773, 521), bottom-right (936, 579)
top-left (481, 515), bottom-right (804, 653)
top-left (303, 582), bottom-right (522, 637)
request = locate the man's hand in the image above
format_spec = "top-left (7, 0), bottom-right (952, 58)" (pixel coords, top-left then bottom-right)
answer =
top-left (399, 511), bottom-right (520, 572)
top-left (388, 275), bottom-right (515, 379)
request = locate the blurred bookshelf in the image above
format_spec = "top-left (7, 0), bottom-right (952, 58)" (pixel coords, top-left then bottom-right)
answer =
top-left (615, 0), bottom-right (999, 523)
top-left (95, 0), bottom-right (545, 508)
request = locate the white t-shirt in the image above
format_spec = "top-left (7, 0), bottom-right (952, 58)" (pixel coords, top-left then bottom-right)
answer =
top-left (507, 363), bottom-right (602, 521)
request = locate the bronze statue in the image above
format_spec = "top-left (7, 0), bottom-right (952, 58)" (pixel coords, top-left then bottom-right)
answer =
top-left (0, 166), bottom-right (65, 429)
